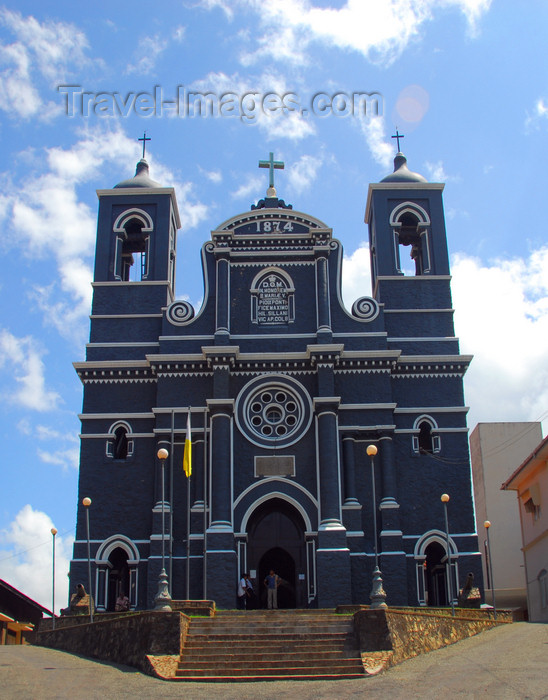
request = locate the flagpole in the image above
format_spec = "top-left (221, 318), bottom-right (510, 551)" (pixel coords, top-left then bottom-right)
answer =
top-left (184, 408), bottom-right (192, 600)
top-left (203, 406), bottom-right (208, 600)
top-left (169, 409), bottom-right (174, 595)
top-left (186, 465), bottom-right (191, 599)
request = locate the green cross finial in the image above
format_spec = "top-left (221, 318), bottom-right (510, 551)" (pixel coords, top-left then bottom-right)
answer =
top-left (391, 128), bottom-right (404, 152)
top-left (138, 131), bottom-right (151, 159)
top-left (259, 152), bottom-right (284, 189)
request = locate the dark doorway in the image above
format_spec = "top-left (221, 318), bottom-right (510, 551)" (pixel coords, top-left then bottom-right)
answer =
top-left (106, 547), bottom-right (130, 611)
top-left (258, 547), bottom-right (295, 609)
top-left (424, 541), bottom-right (449, 606)
top-left (246, 498), bottom-right (307, 608)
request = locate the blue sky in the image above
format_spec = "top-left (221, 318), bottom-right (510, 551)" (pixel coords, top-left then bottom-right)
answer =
top-left (1, 0), bottom-right (547, 613)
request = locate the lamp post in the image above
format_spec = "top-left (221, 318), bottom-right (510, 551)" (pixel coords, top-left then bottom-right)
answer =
top-left (82, 497), bottom-right (93, 623)
top-left (154, 448), bottom-right (172, 611)
top-left (367, 444), bottom-right (387, 609)
top-left (50, 527), bottom-right (57, 630)
top-left (484, 520), bottom-right (497, 620)
top-left (441, 494), bottom-right (455, 616)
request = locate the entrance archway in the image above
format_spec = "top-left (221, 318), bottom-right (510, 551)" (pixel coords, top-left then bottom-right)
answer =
top-left (424, 541), bottom-right (448, 606)
top-left (107, 547), bottom-right (130, 611)
top-left (246, 498), bottom-right (307, 608)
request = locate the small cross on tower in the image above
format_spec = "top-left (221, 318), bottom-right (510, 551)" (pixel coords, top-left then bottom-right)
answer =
top-left (391, 128), bottom-right (404, 153)
top-left (259, 152), bottom-right (284, 190)
top-left (138, 131), bottom-right (151, 159)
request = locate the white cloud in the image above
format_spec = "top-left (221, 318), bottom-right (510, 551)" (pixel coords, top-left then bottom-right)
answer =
top-left (145, 157), bottom-right (209, 230)
top-left (126, 34), bottom-right (167, 75)
top-left (172, 181), bottom-right (210, 230)
top-left (232, 174), bottom-right (264, 200)
top-left (204, 0), bottom-right (492, 67)
top-left (424, 160), bottom-right (460, 182)
top-left (0, 505), bottom-right (73, 614)
top-left (37, 447), bottom-right (79, 471)
top-left (125, 25), bottom-right (186, 74)
top-left (536, 98), bottom-right (548, 118)
top-left (6, 129), bottom-right (132, 341)
top-left (449, 0), bottom-right (493, 36)
top-left (2, 126), bottom-right (209, 342)
top-left (16, 419), bottom-right (79, 469)
top-left (452, 248), bottom-right (548, 431)
top-left (341, 243), bottom-right (373, 309)
top-left (526, 97), bottom-right (548, 130)
top-left (35, 425), bottom-right (69, 441)
top-left (0, 8), bottom-right (91, 119)
top-left (173, 25), bottom-right (186, 43)
top-left (200, 168), bottom-right (223, 184)
top-left (190, 70), bottom-right (316, 141)
top-left (262, 111), bottom-right (316, 141)
top-left (341, 243), bottom-right (548, 435)
top-left (357, 115), bottom-right (393, 170)
top-left (287, 154), bottom-right (323, 194)
top-left (0, 330), bottom-right (60, 411)
top-left (199, 0), bottom-right (235, 20)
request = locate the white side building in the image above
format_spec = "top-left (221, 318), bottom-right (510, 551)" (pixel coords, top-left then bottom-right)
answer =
top-left (470, 422), bottom-right (543, 613)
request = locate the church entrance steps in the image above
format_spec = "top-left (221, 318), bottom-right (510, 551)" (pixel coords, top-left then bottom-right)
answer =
top-left (175, 609), bottom-right (366, 680)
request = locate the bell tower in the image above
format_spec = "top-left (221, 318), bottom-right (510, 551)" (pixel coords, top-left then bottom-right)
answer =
top-left (365, 150), bottom-right (454, 340)
top-left (89, 158), bottom-right (181, 361)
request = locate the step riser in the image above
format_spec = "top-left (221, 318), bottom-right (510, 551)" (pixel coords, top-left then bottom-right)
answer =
top-left (175, 668), bottom-right (364, 677)
top-left (184, 648), bottom-right (352, 657)
top-left (182, 651), bottom-right (355, 659)
top-left (188, 632), bottom-right (350, 644)
top-left (178, 659), bottom-right (361, 673)
top-left (190, 627), bottom-right (352, 635)
top-left (185, 640), bottom-right (353, 646)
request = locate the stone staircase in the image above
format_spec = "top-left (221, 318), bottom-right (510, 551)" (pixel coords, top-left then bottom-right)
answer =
top-left (175, 609), bottom-right (368, 680)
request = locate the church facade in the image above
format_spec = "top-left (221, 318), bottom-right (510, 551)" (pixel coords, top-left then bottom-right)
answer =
top-left (69, 150), bottom-right (483, 610)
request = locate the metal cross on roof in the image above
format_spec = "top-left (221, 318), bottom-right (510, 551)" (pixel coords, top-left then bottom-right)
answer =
top-left (138, 131), bottom-right (151, 159)
top-left (391, 128), bottom-right (404, 152)
top-left (259, 152), bottom-right (284, 188)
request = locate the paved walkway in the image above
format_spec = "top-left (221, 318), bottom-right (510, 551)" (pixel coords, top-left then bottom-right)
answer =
top-left (0, 622), bottom-right (546, 699)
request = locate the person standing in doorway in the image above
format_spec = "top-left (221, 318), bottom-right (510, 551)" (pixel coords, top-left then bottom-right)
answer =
top-left (264, 569), bottom-right (279, 609)
top-left (237, 573), bottom-right (248, 609)
top-left (244, 572), bottom-right (256, 610)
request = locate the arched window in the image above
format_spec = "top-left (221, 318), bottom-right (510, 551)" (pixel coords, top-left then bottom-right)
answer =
top-left (113, 426), bottom-right (128, 459)
top-left (106, 421), bottom-right (134, 460)
top-left (412, 416), bottom-right (441, 454)
top-left (389, 202), bottom-right (431, 276)
top-left (122, 218), bottom-right (148, 281)
top-left (113, 209), bottom-right (153, 282)
top-left (399, 212), bottom-right (423, 275)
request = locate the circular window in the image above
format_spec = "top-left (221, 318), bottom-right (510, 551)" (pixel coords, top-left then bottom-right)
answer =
top-left (235, 375), bottom-right (312, 448)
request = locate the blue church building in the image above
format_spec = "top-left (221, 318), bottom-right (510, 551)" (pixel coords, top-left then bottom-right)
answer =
top-left (69, 149), bottom-right (483, 610)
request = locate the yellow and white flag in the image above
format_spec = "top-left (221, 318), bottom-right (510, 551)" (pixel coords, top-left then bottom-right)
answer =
top-left (183, 410), bottom-right (192, 477)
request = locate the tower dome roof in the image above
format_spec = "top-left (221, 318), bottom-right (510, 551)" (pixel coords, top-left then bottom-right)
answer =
top-left (381, 153), bottom-right (427, 184)
top-left (114, 159), bottom-right (162, 188)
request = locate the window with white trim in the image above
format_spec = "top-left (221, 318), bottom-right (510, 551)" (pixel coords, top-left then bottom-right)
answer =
top-left (106, 422), bottom-right (134, 460)
top-left (412, 417), bottom-right (441, 454)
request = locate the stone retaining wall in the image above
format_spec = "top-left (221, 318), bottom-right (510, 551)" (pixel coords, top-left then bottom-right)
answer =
top-left (354, 608), bottom-right (510, 665)
top-left (34, 612), bottom-right (189, 675)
